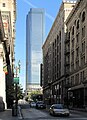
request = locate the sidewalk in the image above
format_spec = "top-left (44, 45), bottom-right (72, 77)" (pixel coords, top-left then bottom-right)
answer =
top-left (0, 109), bottom-right (18, 120)
top-left (70, 107), bottom-right (87, 112)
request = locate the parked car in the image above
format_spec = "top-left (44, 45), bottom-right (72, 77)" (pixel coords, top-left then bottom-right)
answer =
top-left (36, 101), bottom-right (46, 109)
top-left (49, 104), bottom-right (69, 116)
top-left (30, 101), bottom-right (36, 107)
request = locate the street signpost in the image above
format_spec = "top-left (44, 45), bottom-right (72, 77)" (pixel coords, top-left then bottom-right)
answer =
top-left (13, 60), bottom-right (20, 116)
top-left (13, 77), bottom-right (19, 116)
top-left (14, 77), bottom-right (19, 84)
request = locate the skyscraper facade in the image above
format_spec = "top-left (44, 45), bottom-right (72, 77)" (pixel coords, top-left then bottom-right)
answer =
top-left (26, 8), bottom-right (45, 92)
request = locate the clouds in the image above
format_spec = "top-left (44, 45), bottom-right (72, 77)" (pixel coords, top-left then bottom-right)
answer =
top-left (23, 0), bottom-right (54, 22)
top-left (23, 0), bottom-right (36, 8)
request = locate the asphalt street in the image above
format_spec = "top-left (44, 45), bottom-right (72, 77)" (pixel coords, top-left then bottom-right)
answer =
top-left (21, 107), bottom-right (87, 120)
top-left (18, 100), bottom-right (87, 120)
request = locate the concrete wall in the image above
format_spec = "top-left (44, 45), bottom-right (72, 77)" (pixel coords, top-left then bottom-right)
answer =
top-left (0, 45), bottom-right (7, 109)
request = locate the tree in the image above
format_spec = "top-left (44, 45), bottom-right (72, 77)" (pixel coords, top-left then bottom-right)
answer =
top-left (17, 85), bottom-right (24, 100)
top-left (29, 90), bottom-right (42, 102)
top-left (7, 84), bottom-right (24, 101)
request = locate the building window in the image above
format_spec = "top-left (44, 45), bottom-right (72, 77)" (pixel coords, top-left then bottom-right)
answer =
top-left (72, 51), bottom-right (74, 62)
top-left (72, 38), bottom-right (74, 48)
top-left (72, 26), bottom-right (74, 35)
top-left (82, 26), bottom-right (85, 38)
top-left (55, 39), bottom-right (56, 47)
top-left (76, 34), bottom-right (79, 43)
top-left (75, 73), bottom-right (79, 85)
top-left (59, 31), bottom-right (61, 41)
top-left (53, 43), bottom-right (54, 50)
top-left (82, 12), bottom-right (85, 22)
top-left (76, 20), bottom-right (79, 29)
top-left (57, 46), bottom-right (59, 53)
top-left (71, 64), bottom-right (74, 72)
top-left (82, 41), bottom-right (85, 53)
top-left (80, 71), bottom-right (85, 83)
top-left (2, 3), bottom-right (5, 7)
top-left (76, 60), bottom-right (79, 70)
top-left (68, 32), bottom-right (70, 40)
top-left (76, 47), bottom-right (79, 57)
top-left (71, 76), bottom-right (74, 86)
top-left (81, 56), bottom-right (85, 66)
top-left (83, 71), bottom-right (84, 81)
top-left (57, 35), bottom-right (59, 44)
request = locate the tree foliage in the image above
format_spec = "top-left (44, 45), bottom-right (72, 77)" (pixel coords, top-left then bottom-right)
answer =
top-left (27, 90), bottom-right (43, 102)
top-left (7, 84), bottom-right (24, 100)
top-left (17, 85), bottom-right (24, 100)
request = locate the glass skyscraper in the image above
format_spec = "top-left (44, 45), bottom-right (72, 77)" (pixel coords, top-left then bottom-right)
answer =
top-left (26, 8), bottom-right (45, 89)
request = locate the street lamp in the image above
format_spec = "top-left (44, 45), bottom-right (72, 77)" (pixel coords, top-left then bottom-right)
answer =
top-left (18, 60), bottom-right (21, 73)
top-left (14, 60), bottom-right (21, 116)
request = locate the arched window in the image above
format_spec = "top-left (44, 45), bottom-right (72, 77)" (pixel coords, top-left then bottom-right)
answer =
top-left (82, 12), bottom-right (85, 22)
top-left (72, 26), bottom-right (74, 35)
top-left (68, 32), bottom-right (70, 40)
top-left (77, 20), bottom-right (79, 29)
top-left (59, 31), bottom-right (61, 40)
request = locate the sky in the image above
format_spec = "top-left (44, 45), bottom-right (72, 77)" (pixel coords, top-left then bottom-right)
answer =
top-left (15, 0), bottom-right (62, 90)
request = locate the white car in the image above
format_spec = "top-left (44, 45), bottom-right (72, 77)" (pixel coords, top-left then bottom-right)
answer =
top-left (49, 104), bottom-right (69, 116)
top-left (30, 102), bottom-right (36, 107)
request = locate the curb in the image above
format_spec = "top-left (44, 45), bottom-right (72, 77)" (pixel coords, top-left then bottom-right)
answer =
top-left (70, 108), bottom-right (87, 113)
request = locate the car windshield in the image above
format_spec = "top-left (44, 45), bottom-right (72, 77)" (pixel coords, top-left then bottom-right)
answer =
top-left (54, 104), bottom-right (64, 109)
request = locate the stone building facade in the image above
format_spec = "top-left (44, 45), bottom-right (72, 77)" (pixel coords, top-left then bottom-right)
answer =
top-left (42, 1), bottom-right (76, 105)
top-left (65, 0), bottom-right (87, 108)
top-left (0, 0), bottom-right (16, 109)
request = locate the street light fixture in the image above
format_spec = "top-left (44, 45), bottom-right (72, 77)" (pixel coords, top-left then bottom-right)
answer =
top-left (13, 60), bottom-right (21, 116)
top-left (18, 60), bottom-right (21, 73)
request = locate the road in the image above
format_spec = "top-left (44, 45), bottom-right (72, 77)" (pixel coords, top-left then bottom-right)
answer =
top-left (20, 104), bottom-right (87, 120)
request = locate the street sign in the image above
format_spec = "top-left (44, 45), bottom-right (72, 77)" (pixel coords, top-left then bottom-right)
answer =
top-left (14, 77), bottom-right (19, 84)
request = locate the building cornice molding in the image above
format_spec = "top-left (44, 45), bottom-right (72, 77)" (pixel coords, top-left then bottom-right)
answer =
top-left (66, 0), bottom-right (84, 25)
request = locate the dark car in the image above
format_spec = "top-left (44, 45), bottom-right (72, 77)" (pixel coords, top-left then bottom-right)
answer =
top-left (36, 101), bottom-right (46, 109)
top-left (30, 101), bottom-right (36, 107)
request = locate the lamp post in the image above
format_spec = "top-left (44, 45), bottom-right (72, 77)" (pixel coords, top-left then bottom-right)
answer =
top-left (14, 60), bottom-right (21, 116)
